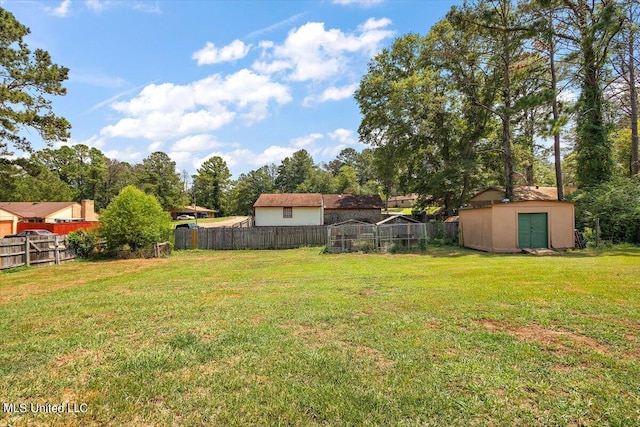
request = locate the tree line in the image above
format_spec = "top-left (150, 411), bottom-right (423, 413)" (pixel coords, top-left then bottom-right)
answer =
top-left (0, 144), bottom-right (389, 216)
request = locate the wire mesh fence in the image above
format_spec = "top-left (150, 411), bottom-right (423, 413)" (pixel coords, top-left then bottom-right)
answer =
top-left (327, 221), bottom-right (458, 253)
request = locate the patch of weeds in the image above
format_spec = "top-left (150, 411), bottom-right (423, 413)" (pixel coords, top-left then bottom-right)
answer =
top-left (352, 240), bottom-right (377, 253)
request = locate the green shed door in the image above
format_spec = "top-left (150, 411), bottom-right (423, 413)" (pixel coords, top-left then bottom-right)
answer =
top-left (518, 213), bottom-right (548, 249)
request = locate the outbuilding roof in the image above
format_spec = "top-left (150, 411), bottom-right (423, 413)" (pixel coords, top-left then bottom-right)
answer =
top-left (0, 201), bottom-right (76, 219)
top-left (254, 193), bottom-right (323, 208)
top-left (470, 186), bottom-right (576, 203)
top-left (323, 194), bottom-right (384, 210)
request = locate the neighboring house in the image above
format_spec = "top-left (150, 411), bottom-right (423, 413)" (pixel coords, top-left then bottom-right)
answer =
top-left (170, 205), bottom-right (217, 220)
top-left (387, 194), bottom-right (418, 209)
top-left (459, 186), bottom-right (575, 253)
top-left (0, 200), bottom-right (99, 238)
top-left (252, 193), bottom-right (384, 226)
top-left (253, 193), bottom-right (324, 226)
top-left (323, 194), bottom-right (383, 225)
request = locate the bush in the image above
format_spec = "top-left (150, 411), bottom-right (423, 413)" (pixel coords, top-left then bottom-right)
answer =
top-left (571, 176), bottom-right (640, 243)
top-left (352, 239), bottom-right (377, 253)
top-left (67, 229), bottom-right (98, 258)
top-left (99, 186), bottom-right (173, 255)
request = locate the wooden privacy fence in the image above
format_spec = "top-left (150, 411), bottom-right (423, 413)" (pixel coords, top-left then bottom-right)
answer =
top-left (174, 226), bottom-right (328, 250)
top-left (0, 235), bottom-right (75, 270)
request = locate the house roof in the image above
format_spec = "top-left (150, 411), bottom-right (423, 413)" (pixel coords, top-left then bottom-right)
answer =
top-left (254, 193), bottom-right (323, 208)
top-left (471, 186), bottom-right (565, 202)
top-left (171, 205), bottom-right (217, 213)
top-left (387, 194), bottom-right (419, 202)
top-left (0, 201), bottom-right (77, 219)
top-left (323, 194), bottom-right (384, 210)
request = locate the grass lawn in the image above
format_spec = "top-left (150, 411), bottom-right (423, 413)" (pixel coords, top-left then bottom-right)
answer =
top-left (1, 246), bottom-right (639, 426)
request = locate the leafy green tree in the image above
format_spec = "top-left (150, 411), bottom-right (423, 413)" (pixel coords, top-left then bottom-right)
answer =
top-left (0, 157), bottom-right (74, 201)
top-left (336, 165), bottom-right (360, 194)
top-left (33, 144), bottom-right (108, 207)
top-left (136, 152), bottom-right (188, 211)
top-left (99, 185), bottom-right (173, 252)
top-left (572, 175), bottom-right (640, 243)
top-left (229, 166), bottom-right (275, 215)
top-left (297, 168), bottom-right (337, 194)
top-left (274, 149), bottom-right (316, 193)
top-left (609, 0), bottom-right (640, 175)
top-left (192, 156), bottom-right (231, 215)
top-left (101, 159), bottom-right (135, 210)
top-left (0, 7), bottom-right (70, 157)
top-left (547, 0), bottom-right (623, 187)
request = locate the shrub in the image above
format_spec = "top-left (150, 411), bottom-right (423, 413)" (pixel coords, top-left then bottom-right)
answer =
top-left (99, 186), bottom-right (173, 254)
top-left (67, 229), bottom-right (98, 258)
top-left (571, 176), bottom-right (640, 243)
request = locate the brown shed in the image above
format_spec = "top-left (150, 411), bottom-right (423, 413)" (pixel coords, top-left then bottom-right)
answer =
top-left (459, 187), bottom-right (575, 252)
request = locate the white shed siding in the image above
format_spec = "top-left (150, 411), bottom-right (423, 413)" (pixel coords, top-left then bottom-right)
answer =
top-left (255, 206), bottom-right (324, 226)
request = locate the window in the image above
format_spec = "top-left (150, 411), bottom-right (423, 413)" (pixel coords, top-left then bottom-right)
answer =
top-left (283, 207), bottom-right (293, 218)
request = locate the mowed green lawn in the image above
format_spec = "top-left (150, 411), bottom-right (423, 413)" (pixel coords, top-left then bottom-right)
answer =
top-left (1, 246), bottom-right (639, 426)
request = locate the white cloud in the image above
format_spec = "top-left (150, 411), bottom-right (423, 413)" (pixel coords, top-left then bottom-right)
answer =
top-left (100, 109), bottom-right (236, 141)
top-left (48, 0), bottom-right (72, 17)
top-left (329, 128), bottom-right (357, 145)
top-left (102, 148), bottom-right (143, 162)
top-left (111, 82), bottom-right (195, 115)
top-left (193, 40), bottom-right (252, 65)
top-left (85, 0), bottom-right (108, 13)
top-left (304, 83), bottom-right (358, 105)
top-left (133, 1), bottom-right (161, 14)
top-left (253, 19), bottom-right (394, 82)
top-left (111, 70), bottom-right (290, 121)
top-left (291, 133), bottom-right (323, 149)
top-left (147, 141), bottom-right (164, 152)
top-left (171, 135), bottom-right (223, 152)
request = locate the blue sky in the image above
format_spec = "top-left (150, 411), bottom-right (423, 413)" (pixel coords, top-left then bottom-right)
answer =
top-left (6, 0), bottom-right (462, 177)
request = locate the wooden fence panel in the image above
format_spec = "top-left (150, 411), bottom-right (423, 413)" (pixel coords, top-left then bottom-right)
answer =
top-left (175, 226), bottom-right (328, 250)
top-left (0, 235), bottom-right (75, 270)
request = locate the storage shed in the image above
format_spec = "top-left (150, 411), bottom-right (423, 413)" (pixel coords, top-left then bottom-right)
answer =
top-left (459, 187), bottom-right (575, 252)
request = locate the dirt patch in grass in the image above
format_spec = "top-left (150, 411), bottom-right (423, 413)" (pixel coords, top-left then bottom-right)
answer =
top-left (353, 344), bottom-right (395, 370)
top-left (479, 320), bottom-right (610, 355)
top-left (286, 322), bottom-right (336, 348)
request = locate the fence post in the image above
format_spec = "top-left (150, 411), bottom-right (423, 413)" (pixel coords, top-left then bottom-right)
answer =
top-left (191, 229), bottom-right (198, 249)
top-left (54, 235), bottom-right (60, 265)
top-left (24, 236), bottom-right (30, 267)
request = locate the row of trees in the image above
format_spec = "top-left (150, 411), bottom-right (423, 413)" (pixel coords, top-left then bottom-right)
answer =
top-left (0, 144), bottom-right (395, 215)
top-left (355, 0), bottom-right (639, 214)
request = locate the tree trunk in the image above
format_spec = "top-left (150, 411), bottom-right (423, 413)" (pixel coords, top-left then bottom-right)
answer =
top-left (502, 26), bottom-right (514, 201)
top-left (549, 14), bottom-right (564, 200)
top-left (629, 19), bottom-right (639, 175)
